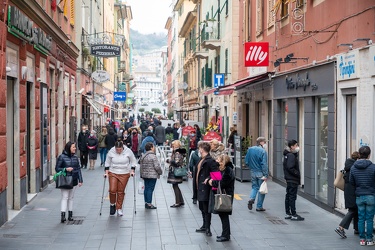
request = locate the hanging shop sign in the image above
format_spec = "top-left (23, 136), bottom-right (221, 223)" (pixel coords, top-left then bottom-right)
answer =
top-left (114, 92), bottom-right (127, 101)
top-left (92, 70), bottom-right (110, 83)
top-left (90, 44), bottom-right (121, 57)
top-left (244, 42), bottom-right (269, 67)
top-left (7, 6), bottom-right (52, 55)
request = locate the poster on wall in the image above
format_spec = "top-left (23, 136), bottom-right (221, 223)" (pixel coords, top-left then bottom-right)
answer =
top-left (233, 112), bottom-right (238, 125)
top-left (337, 50), bottom-right (359, 81)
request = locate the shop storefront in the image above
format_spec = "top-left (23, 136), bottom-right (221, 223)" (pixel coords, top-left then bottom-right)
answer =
top-left (335, 44), bottom-right (375, 210)
top-left (272, 63), bottom-right (335, 207)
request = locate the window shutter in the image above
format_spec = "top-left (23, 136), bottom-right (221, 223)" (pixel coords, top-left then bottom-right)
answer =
top-left (70, 0), bottom-right (75, 26)
top-left (206, 67), bottom-right (212, 87)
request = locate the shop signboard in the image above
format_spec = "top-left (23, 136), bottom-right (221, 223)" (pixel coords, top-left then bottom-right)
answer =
top-left (203, 131), bottom-right (222, 141)
top-left (114, 92), bottom-right (126, 101)
top-left (91, 44), bottom-right (121, 57)
top-left (92, 70), bottom-right (110, 83)
top-left (182, 125), bottom-right (195, 136)
top-left (337, 50), bottom-right (359, 81)
top-left (244, 42), bottom-right (269, 67)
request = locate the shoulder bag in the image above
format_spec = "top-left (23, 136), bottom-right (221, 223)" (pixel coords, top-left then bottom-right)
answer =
top-left (54, 168), bottom-right (73, 189)
top-left (174, 166), bottom-right (187, 177)
top-left (214, 181), bottom-right (232, 212)
top-left (334, 169), bottom-right (345, 191)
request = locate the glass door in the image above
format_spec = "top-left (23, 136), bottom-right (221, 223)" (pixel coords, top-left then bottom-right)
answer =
top-left (346, 95), bottom-right (357, 156)
top-left (316, 97), bottom-right (328, 202)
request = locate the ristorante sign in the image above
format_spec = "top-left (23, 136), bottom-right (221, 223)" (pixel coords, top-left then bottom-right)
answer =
top-left (90, 44), bottom-right (121, 57)
top-left (7, 6), bottom-right (52, 55)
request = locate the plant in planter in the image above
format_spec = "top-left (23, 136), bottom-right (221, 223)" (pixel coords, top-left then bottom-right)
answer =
top-left (82, 47), bottom-right (90, 60)
top-left (139, 108), bottom-right (145, 113)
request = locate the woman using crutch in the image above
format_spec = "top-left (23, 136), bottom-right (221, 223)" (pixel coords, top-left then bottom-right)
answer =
top-left (104, 139), bottom-right (137, 216)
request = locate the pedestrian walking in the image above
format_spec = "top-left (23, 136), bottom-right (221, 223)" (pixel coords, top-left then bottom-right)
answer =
top-left (209, 139), bottom-right (225, 160)
top-left (55, 142), bottom-right (83, 223)
top-left (209, 154), bottom-right (235, 242)
top-left (172, 123), bottom-right (179, 141)
top-left (130, 128), bottom-right (142, 158)
top-left (167, 140), bottom-right (186, 208)
top-left (140, 130), bottom-right (156, 154)
top-left (335, 151), bottom-right (360, 238)
top-left (154, 123), bottom-right (166, 146)
top-left (349, 146), bottom-right (375, 246)
top-left (245, 137), bottom-right (268, 211)
top-left (77, 125), bottom-right (89, 169)
top-left (227, 126), bottom-right (237, 154)
top-left (194, 124), bottom-right (202, 142)
top-left (189, 148), bottom-right (200, 204)
top-left (122, 129), bottom-right (132, 148)
top-left (283, 139), bottom-right (304, 221)
top-left (140, 142), bottom-right (163, 209)
top-left (104, 139), bottom-right (137, 216)
top-left (105, 127), bottom-right (118, 152)
top-left (98, 127), bottom-right (108, 167)
top-left (195, 141), bottom-right (219, 237)
top-left (165, 123), bottom-right (173, 135)
top-left (87, 130), bottom-right (98, 170)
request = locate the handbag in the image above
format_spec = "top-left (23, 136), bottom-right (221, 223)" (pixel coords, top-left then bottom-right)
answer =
top-left (138, 181), bottom-right (144, 195)
top-left (173, 166), bottom-right (187, 177)
top-left (259, 181), bottom-right (268, 194)
top-left (54, 169), bottom-right (73, 189)
top-left (214, 182), bottom-right (232, 212)
top-left (334, 169), bottom-right (345, 191)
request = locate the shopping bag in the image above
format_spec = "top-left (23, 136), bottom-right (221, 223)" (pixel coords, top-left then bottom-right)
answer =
top-left (54, 169), bottom-right (73, 189)
top-left (214, 182), bottom-right (232, 212)
top-left (259, 181), bottom-right (268, 194)
top-left (210, 171), bottom-right (222, 191)
top-left (334, 170), bottom-right (345, 191)
top-left (138, 181), bottom-right (144, 195)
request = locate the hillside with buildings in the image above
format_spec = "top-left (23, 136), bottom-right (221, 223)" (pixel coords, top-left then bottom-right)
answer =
top-left (130, 29), bottom-right (167, 55)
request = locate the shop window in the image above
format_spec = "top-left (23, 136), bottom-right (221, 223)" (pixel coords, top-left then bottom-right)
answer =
top-left (316, 97), bottom-right (328, 202)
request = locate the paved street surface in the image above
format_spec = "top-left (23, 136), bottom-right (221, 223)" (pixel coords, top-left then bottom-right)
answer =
top-left (0, 160), bottom-right (363, 250)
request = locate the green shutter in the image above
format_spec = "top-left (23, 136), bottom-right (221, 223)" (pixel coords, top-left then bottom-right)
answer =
top-left (206, 67), bottom-right (212, 87)
top-left (201, 67), bottom-right (205, 88)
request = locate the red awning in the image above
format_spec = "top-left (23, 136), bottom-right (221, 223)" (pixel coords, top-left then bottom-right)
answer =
top-left (203, 88), bottom-right (217, 95)
top-left (217, 89), bottom-right (234, 95)
top-left (219, 73), bottom-right (269, 92)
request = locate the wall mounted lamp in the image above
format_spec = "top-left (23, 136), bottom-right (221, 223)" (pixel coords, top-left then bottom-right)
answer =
top-left (273, 58), bottom-right (283, 67)
top-left (337, 43), bottom-right (353, 50)
top-left (353, 38), bottom-right (373, 45)
top-left (284, 53), bottom-right (309, 63)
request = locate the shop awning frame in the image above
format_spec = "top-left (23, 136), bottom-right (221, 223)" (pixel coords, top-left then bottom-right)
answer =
top-left (174, 104), bottom-right (208, 113)
top-left (85, 97), bottom-right (103, 115)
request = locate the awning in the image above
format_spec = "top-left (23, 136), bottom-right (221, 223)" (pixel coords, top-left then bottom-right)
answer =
top-left (85, 97), bottom-right (103, 115)
top-left (175, 104), bottom-right (208, 112)
top-left (220, 73), bottom-right (270, 92)
top-left (203, 88), bottom-right (217, 95)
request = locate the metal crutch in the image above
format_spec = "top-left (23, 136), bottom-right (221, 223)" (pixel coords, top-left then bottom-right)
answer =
top-left (133, 172), bottom-right (137, 214)
top-left (99, 176), bottom-right (106, 216)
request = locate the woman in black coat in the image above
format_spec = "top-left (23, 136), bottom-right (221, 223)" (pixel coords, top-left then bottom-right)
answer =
top-left (87, 130), bottom-right (99, 170)
top-left (209, 154), bottom-right (235, 242)
top-left (55, 142), bottom-right (83, 223)
top-left (335, 151), bottom-right (359, 238)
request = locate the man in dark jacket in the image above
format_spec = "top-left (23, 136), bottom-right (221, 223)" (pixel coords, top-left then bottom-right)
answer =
top-left (189, 149), bottom-right (201, 204)
top-left (77, 125), bottom-right (89, 169)
top-left (154, 124), bottom-right (166, 146)
top-left (350, 146), bottom-right (375, 246)
top-left (105, 127), bottom-right (117, 151)
top-left (165, 123), bottom-right (173, 135)
top-left (283, 139), bottom-right (304, 221)
top-left (195, 141), bottom-right (219, 237)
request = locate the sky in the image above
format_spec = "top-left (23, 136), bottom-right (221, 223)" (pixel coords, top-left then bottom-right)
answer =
top-left (125, 0), bottom-right (173, 34)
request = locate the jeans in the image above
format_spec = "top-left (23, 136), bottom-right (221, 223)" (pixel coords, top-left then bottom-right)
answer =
top-left (60, 186), bottom-right (76, 212)
top-left (285, 182), bottom-right (298, 215)
top-left (99, 147), bottom-right (108, 164)
top-left (356, 195), bottom-right (375, 240)
top-left (250, 176), bottom-right (266, 209)
top-left (143, 178), bottom-right (157, 204)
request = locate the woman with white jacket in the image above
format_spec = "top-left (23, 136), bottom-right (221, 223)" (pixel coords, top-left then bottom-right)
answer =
top-left (104, 139), bottom-right (137, 216)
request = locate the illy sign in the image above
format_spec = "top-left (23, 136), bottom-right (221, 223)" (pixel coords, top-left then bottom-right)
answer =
top-left (244, 42), bottom-right (269, 67)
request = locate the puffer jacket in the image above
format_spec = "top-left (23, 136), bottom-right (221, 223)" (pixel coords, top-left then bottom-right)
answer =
top-left (140, 135), bottom-right (156, 153)
top-left (210, 143), bottom-right (225, 160)
top-left (140, 151), bottom-right (162, 179)
top-left (350, 159), bottom-right (375, 196)
top-left (55, 146), bottom-right (83, 186)
top-left (283, 147), bottom-right (300, 185)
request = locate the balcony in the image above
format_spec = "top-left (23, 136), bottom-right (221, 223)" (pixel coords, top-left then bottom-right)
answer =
top-left (201, 27), bottom-right (221, 50)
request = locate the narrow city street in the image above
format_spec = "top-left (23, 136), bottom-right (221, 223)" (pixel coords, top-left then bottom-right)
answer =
top-left (0, 160), bottom-right (362, 250)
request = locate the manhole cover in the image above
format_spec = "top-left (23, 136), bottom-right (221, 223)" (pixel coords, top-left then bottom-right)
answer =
top-left (66, 219), bottom-right (84, 225)
top-left (266, 216), bottom-right (287, 225)
top-left (3, 234), bottom-right (20, 238)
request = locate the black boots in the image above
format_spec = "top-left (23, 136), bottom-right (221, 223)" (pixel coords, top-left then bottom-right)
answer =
top-left (68, 211), bottom-right (73, 221)
top-left (61, 212), bottom-right (66, 223)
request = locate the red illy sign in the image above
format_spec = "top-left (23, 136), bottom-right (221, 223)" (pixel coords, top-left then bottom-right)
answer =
top-left (244, 42), bottom-right (269, 67)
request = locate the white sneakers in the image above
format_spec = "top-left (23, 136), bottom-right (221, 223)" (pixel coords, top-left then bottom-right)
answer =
top-left (117, 209), bottom-right (123, 216)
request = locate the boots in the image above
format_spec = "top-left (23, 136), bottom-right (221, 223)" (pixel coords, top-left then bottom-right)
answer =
top-left (68, 211), bottom-right (73, 221)
top-left (61, 212), bottom-right (66, 223)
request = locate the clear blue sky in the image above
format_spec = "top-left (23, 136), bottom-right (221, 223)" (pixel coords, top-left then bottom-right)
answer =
top-left (125, 0), bottom-right (173, 34)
